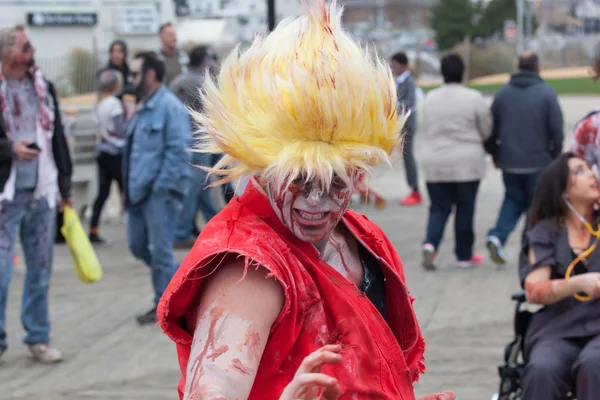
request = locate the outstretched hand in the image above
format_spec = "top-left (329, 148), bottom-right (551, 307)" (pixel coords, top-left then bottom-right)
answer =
top-left (419, 390), bottom-right (456, 400)
top-left (279, 344), bottom-right (343, 400)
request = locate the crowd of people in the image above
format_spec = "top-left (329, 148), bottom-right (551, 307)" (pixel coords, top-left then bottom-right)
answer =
top-left (2, 0), bottom-right (600, 397)
top-left (401, 50), bottom-right (565, 272)
top-left (0, 20), bottom-right (237, 362)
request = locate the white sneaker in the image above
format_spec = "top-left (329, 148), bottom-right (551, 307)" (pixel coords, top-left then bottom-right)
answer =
top-left (486, 235), bottom-right (507, 265)
top-left (28, 343), bottom-right (63, 364)
top-left (422, 243), bottom-right (437, 271)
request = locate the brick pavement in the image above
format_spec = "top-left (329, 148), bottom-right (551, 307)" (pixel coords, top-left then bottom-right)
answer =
top-left (0, 96), bottom-right (597, 400)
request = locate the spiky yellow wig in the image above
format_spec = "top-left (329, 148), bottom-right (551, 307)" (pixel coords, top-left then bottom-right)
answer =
top-left (193, 0), bottom-right (406, 191)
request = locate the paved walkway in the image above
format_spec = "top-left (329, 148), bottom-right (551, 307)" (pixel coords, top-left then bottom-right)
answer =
top-left (1, 96), bottom-right (598, 400)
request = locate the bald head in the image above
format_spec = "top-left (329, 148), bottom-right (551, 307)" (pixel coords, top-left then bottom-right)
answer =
top-left (518, 51), bottom-right (540, 73)
top-left (97, 69), bottom-right (123, 95)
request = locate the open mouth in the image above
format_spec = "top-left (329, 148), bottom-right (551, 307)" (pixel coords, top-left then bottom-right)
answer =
top-left (293, 209), bottom-right (331, 226)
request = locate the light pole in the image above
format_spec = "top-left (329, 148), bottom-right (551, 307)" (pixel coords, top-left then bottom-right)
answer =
top-left (516, 0), bottom-right (525, 54)
top-left (268, 0), bottom-right (276, 32)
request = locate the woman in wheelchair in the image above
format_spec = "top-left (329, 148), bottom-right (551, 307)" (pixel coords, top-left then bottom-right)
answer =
top-left (519, 152), bottom-right (600, 400)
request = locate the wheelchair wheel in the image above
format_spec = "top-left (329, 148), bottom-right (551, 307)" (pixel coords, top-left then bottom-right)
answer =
top-left (497, 366), bottom-right (523, 400)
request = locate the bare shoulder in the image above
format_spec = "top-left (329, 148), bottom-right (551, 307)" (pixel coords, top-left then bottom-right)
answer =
top-left (183, 256), bottom-right (287, 399)
top-left (189, 255), bottom-right (286, 331)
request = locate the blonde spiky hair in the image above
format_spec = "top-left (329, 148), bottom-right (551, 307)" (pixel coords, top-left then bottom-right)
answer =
top-left (193, 0), bottom-right (406, 192)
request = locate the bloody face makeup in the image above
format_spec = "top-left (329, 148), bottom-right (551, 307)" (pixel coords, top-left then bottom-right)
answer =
top-left (267, 173), bottom-right (356, 246)
top-left (566, 158), bottom-right (600, 203)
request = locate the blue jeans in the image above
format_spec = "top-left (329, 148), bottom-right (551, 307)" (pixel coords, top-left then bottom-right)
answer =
top-left (488, 171), bottom-right (540, 246)
top-left (127, 192), bottom-right (183, 305)
top-left (174, 154), bottom-right (220, 243)
top-left (424, 181), bottom-right (480, 261)
top-left (0, 189), bottom-right (56, 350)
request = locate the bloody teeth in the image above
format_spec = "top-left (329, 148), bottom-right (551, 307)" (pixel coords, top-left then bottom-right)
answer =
top-left (298, 211), bottom-right (325, 220)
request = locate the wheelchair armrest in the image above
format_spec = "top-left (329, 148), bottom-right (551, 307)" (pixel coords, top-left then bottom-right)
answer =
top-left (511, 291), bottom-right (527, 302)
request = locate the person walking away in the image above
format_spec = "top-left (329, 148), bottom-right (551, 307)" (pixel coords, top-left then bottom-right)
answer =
top-left (0, 25), bottom-right (72, 363)
top-left (98, 40), bottom-right (134, 99)
top-left (418, 54), bottom-right (493, 270)
top-left (157, 23), bottom-right (189, 86)
top-left (88, 69), bottom-right (131, 243)
top-left (391, 52), bottom-right (422, 206)
top-left (124, 52), bottom-right (191, 325)
top-left (485, 52), bottom-right (564, 265)
top-left (169, 45), bottom-right (220, 248)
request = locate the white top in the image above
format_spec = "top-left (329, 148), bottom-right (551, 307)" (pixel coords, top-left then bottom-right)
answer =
top-left (92, 96), bottom-right (126, 155)
top-left (417, 84), bottom-right (493, 182)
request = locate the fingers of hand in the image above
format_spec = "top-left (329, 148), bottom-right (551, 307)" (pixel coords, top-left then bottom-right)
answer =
top-left (296, 372), bottom-right (338, 389)
top-left (14, 140), bottom-right (40, 159)
top-left (296, 346), bottom-right (343, 375)
top-left (19, 149), bottom-right (39, 161)
top-left (439, 390), bottom-right (456, 400)
top-left (318, 381), bottom-right (341, 400)
top-left (584, 276), bottom-right (600, 297)
top-left (419, 391), bottom-right (456, 400)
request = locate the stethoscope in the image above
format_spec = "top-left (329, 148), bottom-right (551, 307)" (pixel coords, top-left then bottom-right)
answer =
top-left (563, 196), bottom-right (600, 302)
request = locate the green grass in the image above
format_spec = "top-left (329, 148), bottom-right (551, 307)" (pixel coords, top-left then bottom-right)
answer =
top-left (422, 77), bottom-right (600, 95)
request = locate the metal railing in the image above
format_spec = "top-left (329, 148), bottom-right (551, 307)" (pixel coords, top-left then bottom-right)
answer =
top-left (37, 51), bottom-right (111, 97)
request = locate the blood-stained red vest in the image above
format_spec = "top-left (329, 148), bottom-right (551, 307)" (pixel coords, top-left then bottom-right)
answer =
top-left (158, 180), bottom-right (426, 399)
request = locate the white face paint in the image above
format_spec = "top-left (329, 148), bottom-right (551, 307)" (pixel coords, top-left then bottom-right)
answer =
top-left (267, 173), bottom-right (356, 248)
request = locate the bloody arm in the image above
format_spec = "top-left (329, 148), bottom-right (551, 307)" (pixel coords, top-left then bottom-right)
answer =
top-left (524, 248), bottom-right (582, 305)
top-left (183, 257), bottom-right (285, 400)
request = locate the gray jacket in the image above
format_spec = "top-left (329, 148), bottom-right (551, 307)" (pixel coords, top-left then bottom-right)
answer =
top-left (169, 68), bottom-right (205, 112)
top-left (396, 72), bottom-right (416, 135)
top-left (486, 71), bottom-right (564, 171)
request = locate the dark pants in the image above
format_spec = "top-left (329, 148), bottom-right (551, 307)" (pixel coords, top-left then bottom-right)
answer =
top-left (523, 336), bottom-right (600, 400)
top-left (90, 152), bottom-right (123, 229)
top-left (403, 128), bottom-right (419, 191)
top-left (488, 171), bottom-right (540, 246)
top-left (424, 181), bottom-right (480, 261)
top-left (55, 209), bottom-right (65, 243)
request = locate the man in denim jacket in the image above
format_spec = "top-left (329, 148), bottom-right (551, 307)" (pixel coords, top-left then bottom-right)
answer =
top-left (123, 52), bottom-right (191, 325)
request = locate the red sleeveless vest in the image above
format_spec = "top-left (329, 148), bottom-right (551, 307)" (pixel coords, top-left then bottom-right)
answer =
top-left (158, 180), bottom-right (425, 399)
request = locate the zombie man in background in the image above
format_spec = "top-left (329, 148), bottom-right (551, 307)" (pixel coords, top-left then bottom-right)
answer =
top-left (157, 1), bottom-right (455, 399)
top-left (0, 24), bottom-right (72, 363)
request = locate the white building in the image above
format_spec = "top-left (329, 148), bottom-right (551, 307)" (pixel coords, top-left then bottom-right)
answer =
top-left (0, 0), bottom-right (178, 60)
top-left (0, 0), bottom-right (318, 93)
top-left (0, 0), bottom-right (310, 62)
top-left (182, 0), bottom-right (305, 43)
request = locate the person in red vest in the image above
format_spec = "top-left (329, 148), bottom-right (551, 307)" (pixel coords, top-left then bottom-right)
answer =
top-left (157, 1), bottom-right (455, 399)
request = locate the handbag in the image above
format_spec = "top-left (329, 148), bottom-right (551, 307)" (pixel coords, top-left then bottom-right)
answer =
top-left (60, 205), bottom-right (103, 283)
